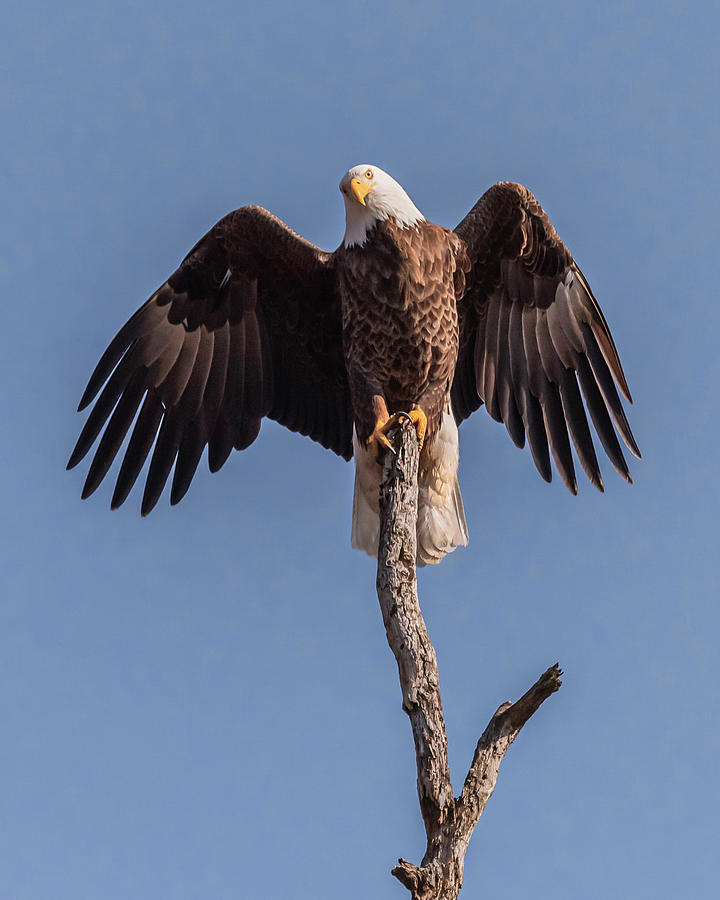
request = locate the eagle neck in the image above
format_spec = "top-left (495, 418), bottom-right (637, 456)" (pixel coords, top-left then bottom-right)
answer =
top-left (342, 200), bottom-right (424, 248)
top-left (344, 217), bottom-right (425, 255)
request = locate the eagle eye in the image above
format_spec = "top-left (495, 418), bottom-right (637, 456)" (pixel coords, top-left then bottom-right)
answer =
top-left (365, 169), bottom-right (373, 180)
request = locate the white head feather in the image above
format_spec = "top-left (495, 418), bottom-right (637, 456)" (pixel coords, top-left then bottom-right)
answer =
top-left (339, 164), bottom-right (425, 248)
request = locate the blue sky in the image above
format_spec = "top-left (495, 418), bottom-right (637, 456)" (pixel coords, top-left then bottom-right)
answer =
top-left (2, 1), bottom-right (718, 897)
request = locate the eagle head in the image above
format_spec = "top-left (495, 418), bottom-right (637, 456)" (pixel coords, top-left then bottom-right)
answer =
top-left (340, 164), bottom-right (424, 248)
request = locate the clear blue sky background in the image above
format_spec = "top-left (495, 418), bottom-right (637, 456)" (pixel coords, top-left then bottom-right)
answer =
top-left (2, 2), bottom-right (718, 897)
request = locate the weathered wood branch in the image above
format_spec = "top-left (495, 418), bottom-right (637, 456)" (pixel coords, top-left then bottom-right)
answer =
top-left (376, 421), bottom-right (562, 900)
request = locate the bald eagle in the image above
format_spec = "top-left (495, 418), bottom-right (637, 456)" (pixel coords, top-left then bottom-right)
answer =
top-left (68, 165), bottom-right (640, 565)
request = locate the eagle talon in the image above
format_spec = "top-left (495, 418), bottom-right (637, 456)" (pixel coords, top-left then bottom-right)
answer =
top-left (379, 411), bottom-right (412, 434)
top-left (392, 411), bottom-right (413, 425)
top-left (378, 433), bottom-right (396, 455)
top-left (375, 408), bottom-right (428, 453)
top-left (374, 413), bottom-right (409, 459)
top-left (368, 420), bottom-right (397, 463)
top-left (407, 408), bottom-right (427, 451)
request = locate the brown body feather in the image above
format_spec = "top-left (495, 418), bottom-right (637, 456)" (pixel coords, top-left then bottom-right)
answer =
top-left (336, 219), bottom-right (468, 451)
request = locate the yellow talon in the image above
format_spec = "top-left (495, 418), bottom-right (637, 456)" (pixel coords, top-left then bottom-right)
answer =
top-left (371, 423), bottom-right (395, 452)
top-left (368, 417), bottom-right (395, 462)
top-left (373, 408), bottom-right (428, 454)
top-left (408, 408), bottom-right (427, 451)
top-left (366, 400), bottom-right (428, 463)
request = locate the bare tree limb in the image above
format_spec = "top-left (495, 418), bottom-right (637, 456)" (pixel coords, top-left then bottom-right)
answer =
top-left (376, 420), bottom-right (562, 900)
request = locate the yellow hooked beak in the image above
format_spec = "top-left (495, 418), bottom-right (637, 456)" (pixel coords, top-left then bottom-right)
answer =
top-left (350, 176), bottom-right (374, 206)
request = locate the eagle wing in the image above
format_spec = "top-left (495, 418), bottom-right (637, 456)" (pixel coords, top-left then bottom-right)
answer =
top-left (452, 182), bottom-right (640, 493)
top-left (68, 206), bottom-right (352, 514)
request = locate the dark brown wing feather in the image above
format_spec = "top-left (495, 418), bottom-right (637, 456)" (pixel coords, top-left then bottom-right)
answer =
top-left (68, 206), bottom-right (352, 514)
top-left (452, 181), bottom-right (640, 492)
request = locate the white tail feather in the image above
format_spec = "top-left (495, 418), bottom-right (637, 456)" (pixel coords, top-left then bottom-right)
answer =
top-left (351, 407), bottom-right (468, 566)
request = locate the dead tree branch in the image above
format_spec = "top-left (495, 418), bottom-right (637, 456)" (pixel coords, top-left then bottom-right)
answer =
top-left (376, 420), bottom-right (562, 900)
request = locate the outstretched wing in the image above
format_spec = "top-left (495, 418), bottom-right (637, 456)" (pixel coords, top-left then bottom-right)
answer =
top-left (452, 182), bottom-right (640, 493)
top-left (68, 206), bottom-right (352, 514)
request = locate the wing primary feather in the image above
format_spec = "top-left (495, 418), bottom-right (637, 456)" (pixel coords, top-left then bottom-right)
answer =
top-left (580, 322), bottom-right (641, 458)
top-left (143, 329), bottom-right (218, 512)
top-left (496, 296), bottom-right (524, 447)
top-left (574, 267), bottom-right (633, 402)
top-left (241, 309), bottom-right (265, 420)
top-left (209, 320), bottom-right (248, 467)
top-left (81, 370), bottom-right (147, 498)
top-left (231, 292), bottom-right (265, 450)
top-left (590, 319), bottom-right (633, 403)
top-left (576, 356), bottom-right (632, 482)
top-left (68, 346), bottom-right (140, 469)
top-left (472, 306), bottom-right (488, 401)
top-left (167, 332), bottom-right (216, 505)
top-left (202, 323), bottom-right (229, 433)
top-left (171, 419), bottom-right (206, 505)
top-left (506, 301), bottom-right (528, 449)
top-left (110, 389), bottom-right (164, 509)
top-left (519, 305), bottom-right (553, 480)
top-left (234, 415), bottom-right (262, 451)
top-left (521, 306), bottom-right (544, 397)
top-left (526, 392), bottom-right (552, 482)
top-left (259, 316), bottom-right (274, 417)
top-left (481, 297), bottom-right (501, 419)
top-left (183, 329), bottom-right (215, 423)
top-left (558, 368), bottom-right (603, 491)
top-left (141, 408), bottom-right (183, 516)
top-left (208, 418), bottom-right (234, 473)
top-left (540, 376), bottom-right (577, 494)
top-left (77, 299), bottom-right (167, 411)
top-left (207, 321), bottom-right (239, 471)
top-left (226, 319), bottom-right (246, 447)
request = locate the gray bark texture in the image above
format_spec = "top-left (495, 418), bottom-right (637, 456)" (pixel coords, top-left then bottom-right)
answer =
top-left (376, 420), bottom-right (562, 900)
